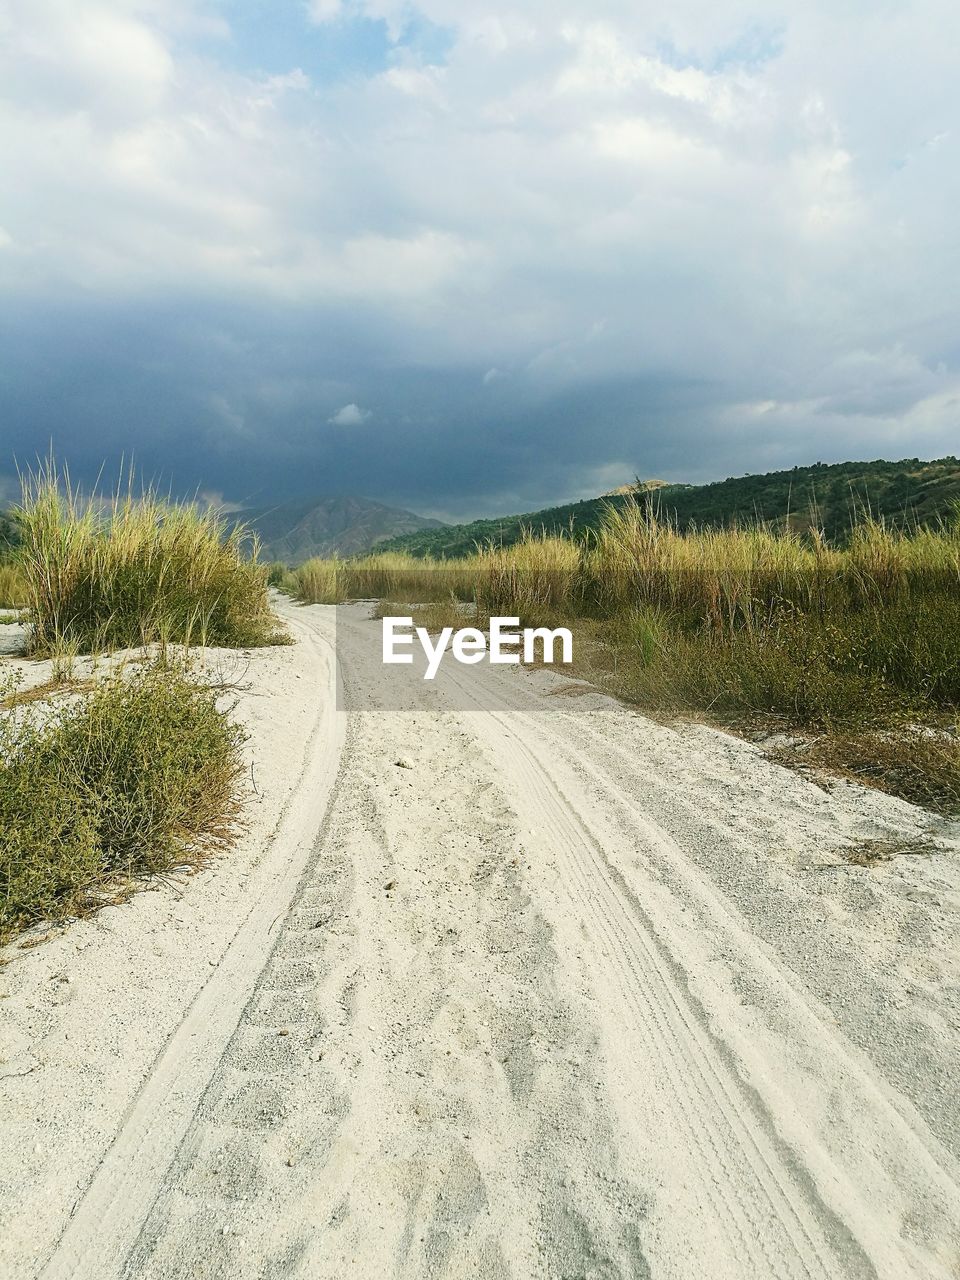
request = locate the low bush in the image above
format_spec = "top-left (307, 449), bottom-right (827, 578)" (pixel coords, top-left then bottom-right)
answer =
top-left (0, 661), bottom-right (246, 942)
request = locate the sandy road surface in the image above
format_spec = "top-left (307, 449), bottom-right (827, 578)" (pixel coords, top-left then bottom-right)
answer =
top-left (3, 599), bottom-right (960, 1279)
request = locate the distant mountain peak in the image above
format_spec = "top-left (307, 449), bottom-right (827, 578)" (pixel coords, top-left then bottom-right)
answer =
top-left (241, 495), bottom-right (445, 563)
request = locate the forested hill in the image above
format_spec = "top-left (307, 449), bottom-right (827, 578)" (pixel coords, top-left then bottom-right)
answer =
top-left (376, 457), bottom-right (960, 558)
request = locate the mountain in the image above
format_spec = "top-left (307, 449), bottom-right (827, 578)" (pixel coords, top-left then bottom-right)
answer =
top-left (375, 457), bottom-right (960, 558)
top-left (240, 495), bottom-right (445, 563)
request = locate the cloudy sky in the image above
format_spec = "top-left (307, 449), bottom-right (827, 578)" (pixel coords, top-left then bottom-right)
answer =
top-left (1, 1), bottom-right (957, 518)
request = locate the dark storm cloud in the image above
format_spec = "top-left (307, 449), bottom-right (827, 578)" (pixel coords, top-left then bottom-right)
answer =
top-left (0, 297), bottom-right (721, 515)
top-left (1, 1), bottom-right (958, 518)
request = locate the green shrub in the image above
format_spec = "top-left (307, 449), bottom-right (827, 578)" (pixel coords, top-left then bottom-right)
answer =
top-left (0, 661), bottom-right (246, 941)
top-left (16, 463), bottom-right (284, 654)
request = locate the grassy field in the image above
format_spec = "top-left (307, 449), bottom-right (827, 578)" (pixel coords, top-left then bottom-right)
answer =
top-left (290, 504), bottom-right (960, 813)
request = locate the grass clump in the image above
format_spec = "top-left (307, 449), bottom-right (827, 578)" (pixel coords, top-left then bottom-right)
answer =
top-left (474, 535), bottom-right (582, 624)
top-left (0, 563), bottom-right (27, 609)
top-left (16, 464), bottom-right (284, 654)
top-left (291, 551), bottom-right (480, 605)
top-left (786, 730), bottom-right (960, 815)
top-left (576, 505), bottom-right (960, 728)
top-left (0, 660), bottom-right (246, 943)
top-left (292, 557), bottom-right (347, 604)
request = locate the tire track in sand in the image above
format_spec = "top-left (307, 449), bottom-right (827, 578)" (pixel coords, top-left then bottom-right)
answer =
top-left (116, 608), bottom-right (653, 1280)
top-left (37, 616), bottom-right (346, 1280)
top-left (444, 656), bottom-right (960, 1280)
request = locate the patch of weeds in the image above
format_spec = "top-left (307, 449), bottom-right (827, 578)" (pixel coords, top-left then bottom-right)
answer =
top-left (0, 660), bottom-right (246, 944)
top-left (805, 730), bottom-right (960, 816)
top-left (0, 676), bottom-right (94, 710)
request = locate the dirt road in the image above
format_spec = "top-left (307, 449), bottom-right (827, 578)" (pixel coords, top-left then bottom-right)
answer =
top-left (4, 600), bottom-right (960, 1279)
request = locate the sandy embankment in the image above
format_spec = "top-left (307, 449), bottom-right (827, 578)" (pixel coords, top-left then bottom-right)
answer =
top-left (2, 598), bottom-right (960, 1279)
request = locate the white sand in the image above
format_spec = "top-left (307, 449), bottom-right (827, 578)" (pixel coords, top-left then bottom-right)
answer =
top-left (2, 598), bottom-right (959, 1278)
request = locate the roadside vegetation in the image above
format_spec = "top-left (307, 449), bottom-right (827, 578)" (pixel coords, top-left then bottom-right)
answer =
top-left (287, 504), bottom-right (960, 814)
top-left (16, 464), bottom-right (284, 654)
top-left (291, 550), bottom-right (481, 605)
top-left (0, 660), bottom-right (245, 944)
top-left (0, 464), bottom-right (288, 945)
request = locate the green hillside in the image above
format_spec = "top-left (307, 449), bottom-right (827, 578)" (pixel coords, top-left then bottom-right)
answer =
top-left (377, 457), bottom-right (960, 557)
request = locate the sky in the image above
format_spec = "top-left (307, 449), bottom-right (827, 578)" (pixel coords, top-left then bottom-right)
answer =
top-left (0, 0), bottom-right (958, 519)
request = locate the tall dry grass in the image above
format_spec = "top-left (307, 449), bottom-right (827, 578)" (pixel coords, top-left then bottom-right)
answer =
top-left (0, 563), bottom-right (27, 609)
top-left (16, 464), bottom-right (283, 653)
top-left (572, 502), bottom-right (960, 810)
top-left (294, 500), bottom-right (960, 812)
top-left (291, 550), bottom-right (481, 605)
top-left (581, 502), bottom-right (960, 708)
top-left (588, 503), bottom-right (960, 620)
top-left (474, 534), bottom-right (582, 623)
top-left (292, 557), bottom-right (346, 605)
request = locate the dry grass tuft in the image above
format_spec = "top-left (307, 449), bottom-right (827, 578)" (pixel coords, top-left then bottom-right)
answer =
top-left (839, 837), bottom-right (939, 868)
top-left (15, 461), bottom-right (285, 654)
top-left (0, 564), bottom-right (27, 609)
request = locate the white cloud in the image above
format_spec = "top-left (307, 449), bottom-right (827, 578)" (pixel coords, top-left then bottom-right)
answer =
top-left (328, 403), bottom-right (372, 426)
top-left (305, 0), bottom-right (344, 24)
top-left (0, 1), bottom-right (174, 124)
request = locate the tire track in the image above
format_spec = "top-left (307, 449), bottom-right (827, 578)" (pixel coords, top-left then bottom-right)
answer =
top-left (453, 695), bottom-right (852, 1278)
top-left (38, 615), bottom-right (346, 1280)
top-left (30, 603), bottom-right (960, 1280)
top-left (439, 654), bottom-right (960, 1280)
top-left (115, 615), bottom-right (653, 1279)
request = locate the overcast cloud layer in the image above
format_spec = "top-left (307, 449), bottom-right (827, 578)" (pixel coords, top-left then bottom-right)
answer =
top-left (1, 0), bottom-right (957, 516)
